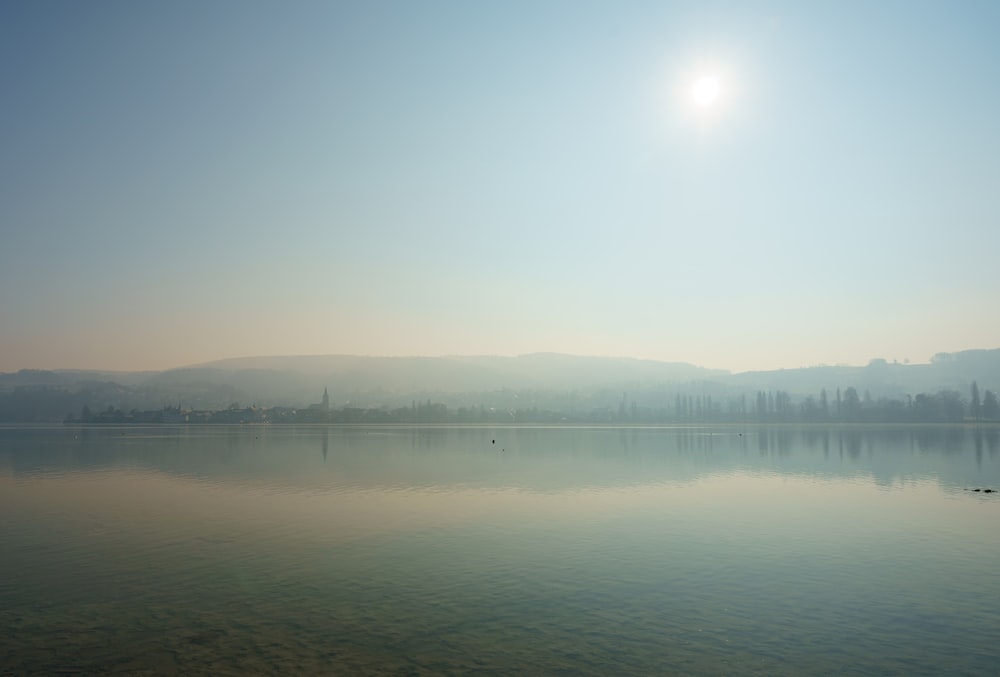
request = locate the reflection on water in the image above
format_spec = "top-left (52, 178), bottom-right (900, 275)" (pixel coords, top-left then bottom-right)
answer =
top-left (1, 425), bottom-right (999, 675)
top-left (3, 425), bottom-right (1000, 492)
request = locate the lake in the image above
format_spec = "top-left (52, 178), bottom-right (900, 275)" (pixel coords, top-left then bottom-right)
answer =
top-left (2, 424), bottom-right (999, 675)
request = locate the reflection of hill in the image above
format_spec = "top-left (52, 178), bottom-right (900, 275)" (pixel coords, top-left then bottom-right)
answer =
top-left (2, 426), bottom-right (998, 494)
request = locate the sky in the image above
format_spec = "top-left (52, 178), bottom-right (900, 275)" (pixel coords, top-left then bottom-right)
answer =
top-left (2, 0), bottom-right (998, 374)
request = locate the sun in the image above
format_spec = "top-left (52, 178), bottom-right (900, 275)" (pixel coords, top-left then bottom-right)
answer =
top-left (691, 76), bottom-right (721, 107)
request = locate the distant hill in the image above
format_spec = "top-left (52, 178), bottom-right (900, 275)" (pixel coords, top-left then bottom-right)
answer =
top-left (163, 353), bottom-right (727, 406)
top-left (173, 350), bottom-right (1000, 405)
top-left (730, 350), bottom-right (1000, 398)
top-left (1, 349), bottom-right (998, 421)
top-left (0, 368), bottom-right (155, 389)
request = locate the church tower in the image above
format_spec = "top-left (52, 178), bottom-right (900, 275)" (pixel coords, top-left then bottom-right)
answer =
top-left (322, 387), bottom-right (330, 412)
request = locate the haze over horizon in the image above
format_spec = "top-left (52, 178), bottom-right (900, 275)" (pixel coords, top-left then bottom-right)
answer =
top-left (7, 347), bottom-right (999, 379)
top-left (3, 2), bottom-right (998, 375)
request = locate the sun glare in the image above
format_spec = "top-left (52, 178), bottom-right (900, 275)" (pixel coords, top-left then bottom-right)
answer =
top-left (692, 76), bottom-right (721, 107)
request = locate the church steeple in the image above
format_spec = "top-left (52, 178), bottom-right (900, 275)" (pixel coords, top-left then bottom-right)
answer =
top-left (322, 387), bottom-right (329, 411)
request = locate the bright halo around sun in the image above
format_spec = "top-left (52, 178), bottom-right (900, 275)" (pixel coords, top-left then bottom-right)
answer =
top-left (691, 76), bottom-right (721, 107)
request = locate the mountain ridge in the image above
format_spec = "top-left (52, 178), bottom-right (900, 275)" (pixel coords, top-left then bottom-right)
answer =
top-left (1, 349), bottom-right (998, 421)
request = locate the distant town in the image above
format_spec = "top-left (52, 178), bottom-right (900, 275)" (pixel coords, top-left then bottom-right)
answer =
top-left (1, 350), bottom-right (997, 425)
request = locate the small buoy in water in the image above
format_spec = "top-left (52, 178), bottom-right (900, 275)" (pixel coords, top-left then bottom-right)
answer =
top-left (492, 439), bottom-right (495, 444)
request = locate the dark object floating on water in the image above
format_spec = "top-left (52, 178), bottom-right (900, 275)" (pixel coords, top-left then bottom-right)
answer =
top-left (967, 488), bottom-right (995, 493)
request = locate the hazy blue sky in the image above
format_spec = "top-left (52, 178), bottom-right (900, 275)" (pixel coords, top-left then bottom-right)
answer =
top-left (2, 1), bottom-right (998, 373)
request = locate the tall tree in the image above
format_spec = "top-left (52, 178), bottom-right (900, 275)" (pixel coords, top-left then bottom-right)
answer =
top-left (842, 387), bottom-right (861, 421)
top-left (971, 381), bottom-right (981, 421)
top-left (982, 390), bottom-right (999, 420)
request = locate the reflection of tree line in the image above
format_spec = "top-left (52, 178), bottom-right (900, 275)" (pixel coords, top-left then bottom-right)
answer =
top-left (665, 427), bottom-right (1000, 459)
top-left (496, 426), bottom-right (1000, 461)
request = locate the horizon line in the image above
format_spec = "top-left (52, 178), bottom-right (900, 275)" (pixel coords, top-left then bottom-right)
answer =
top-left (5, 348), bottom-right (995, 377)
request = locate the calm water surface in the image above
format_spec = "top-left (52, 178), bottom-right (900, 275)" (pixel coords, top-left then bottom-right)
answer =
top-left (2, 425), bottom-right (999, 675)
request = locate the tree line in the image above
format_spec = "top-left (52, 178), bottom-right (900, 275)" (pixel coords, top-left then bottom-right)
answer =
top-left (60, 382), bottom-right (1000, 425)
